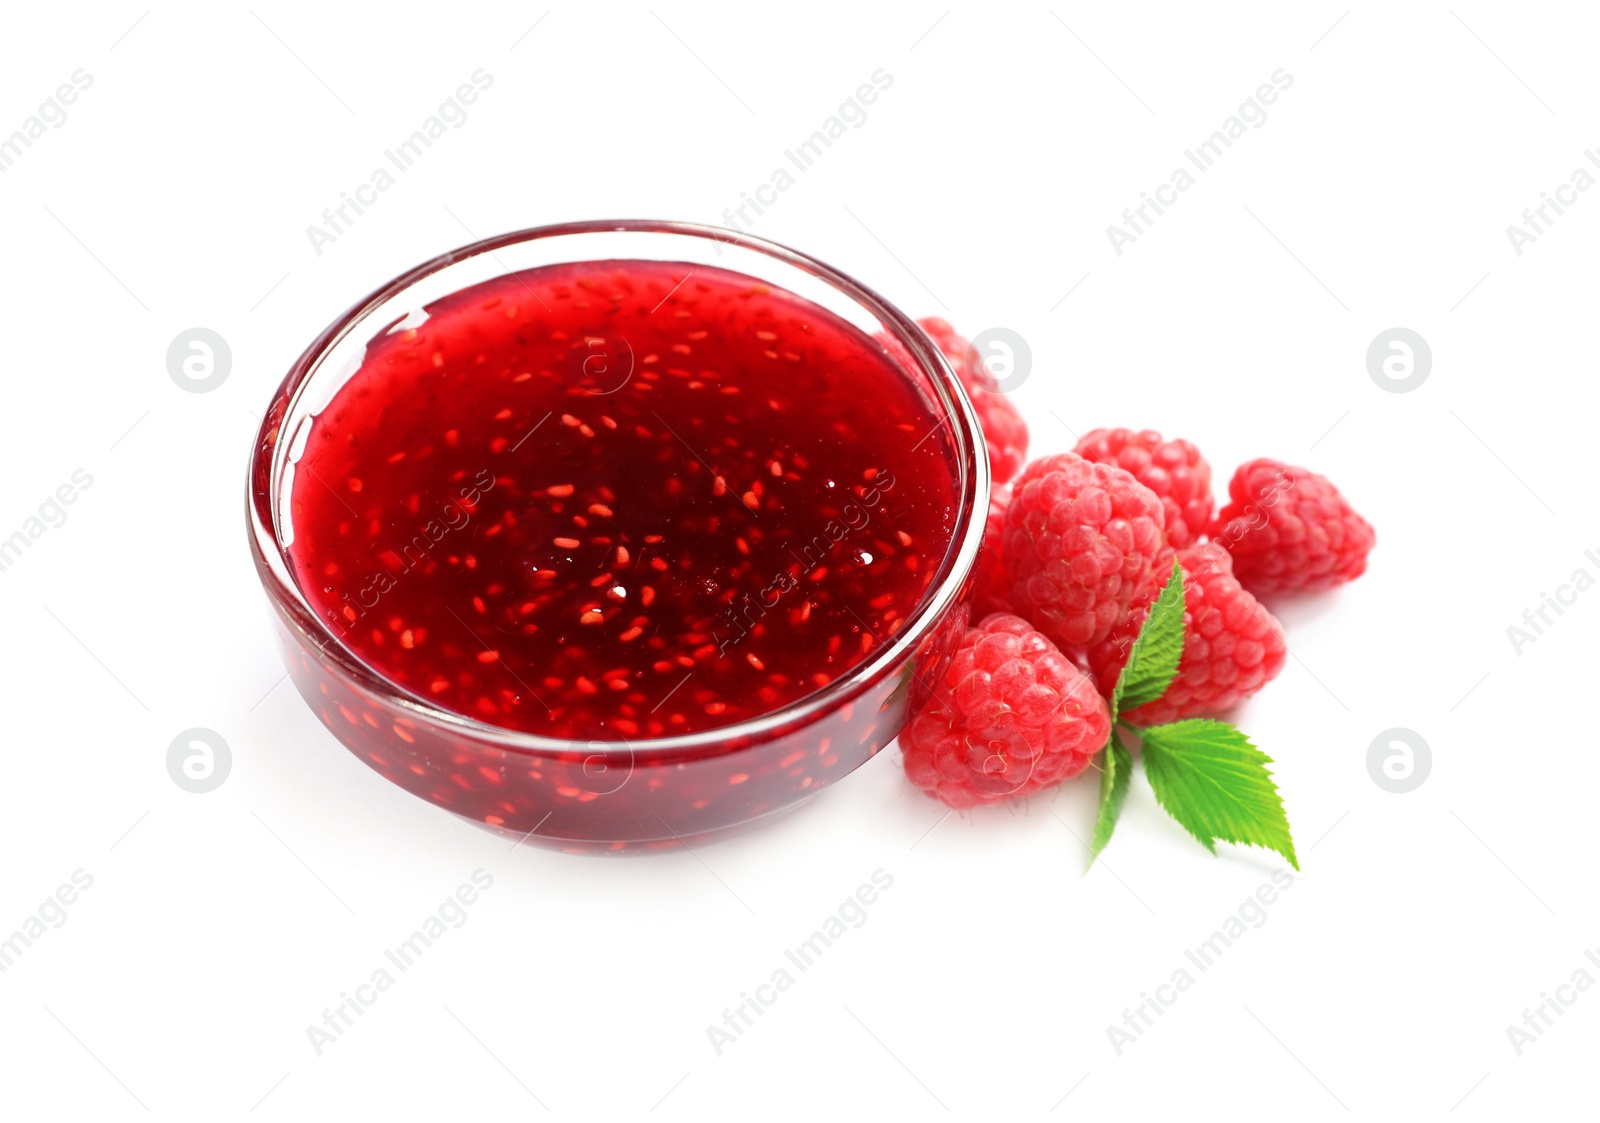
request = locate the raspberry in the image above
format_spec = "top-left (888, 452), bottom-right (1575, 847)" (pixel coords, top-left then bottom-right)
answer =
top-left (1001, 452), bottom-right (1170, 648)
top-left (1086, 543), bottom-right (1287, 725)
top-left (971, 483), bottom-right (1014, 618)
top-left (917, 315), bottom-right (965, 356)
top-left (1211, 459), bottom-right (1375, 594)
top-left (901, 614), bottom-right (1111, 808)
top-left (1074, 428), bottom-right (1213, 549)
top-left (917, 317), bottom-right (1029, 482)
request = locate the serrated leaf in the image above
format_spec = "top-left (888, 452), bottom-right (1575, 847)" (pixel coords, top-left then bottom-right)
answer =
top-left (1086, 730), bottom-right (1134, 868)
top-left (1113, 560), bottom-right (1186, 714)
top-left (1139, 719), bottom-right (1299, 870)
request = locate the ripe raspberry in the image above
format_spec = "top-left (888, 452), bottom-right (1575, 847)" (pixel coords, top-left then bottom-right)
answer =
top-left (1074, 428), bottom-right (1213, 549)
top-left (1086, 543), bottom-right (1287, 725)
top-left (917, 315), bottom-right (967, 357)
top-left (901, 613), bottom-right (1110, 808)
top-left (972, 484), bottom-right (1014, 618)
top-left (1001, 452), bottom-right (1169, 648)
top-left (1211, 459), bottom-right (1375, 594)
top-left (917, 317), bottom-right (1029, 482)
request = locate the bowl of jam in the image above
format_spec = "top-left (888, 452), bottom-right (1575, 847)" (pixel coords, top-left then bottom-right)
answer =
top-left (247, 220), bottom-right (988, 852)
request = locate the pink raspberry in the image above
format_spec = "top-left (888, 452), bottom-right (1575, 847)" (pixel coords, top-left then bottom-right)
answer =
top-left (1086, 543), bottom-right (1287, 725)
top-left (971, 484), bottom-right (1014, 618)
top-left (1001, 452), bottom-right (1169, 648)
top-left (1074, 428), bottom-right (1213, 549)
top-left (901, 613), bottom-right (1110, 808)
top-left (1211, 459), bottom-right (1375, 594)
top-left (917, 317), bottom-right (1029, 482)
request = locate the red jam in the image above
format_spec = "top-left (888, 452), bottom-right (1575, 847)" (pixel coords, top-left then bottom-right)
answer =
top-left (285, 261), bottom-right (961, 744)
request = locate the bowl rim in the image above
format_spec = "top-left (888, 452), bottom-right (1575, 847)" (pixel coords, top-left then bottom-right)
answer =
top-left (246, 218), bottom-right (990, 760)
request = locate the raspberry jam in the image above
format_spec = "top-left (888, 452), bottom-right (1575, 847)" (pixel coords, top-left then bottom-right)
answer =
top-left (263, 255), bottom-right (974, 850)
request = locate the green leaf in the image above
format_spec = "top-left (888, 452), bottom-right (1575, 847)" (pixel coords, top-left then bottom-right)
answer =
top-left (1113, 560), bottom-right (1186, 714)
top-left (1087, 730), bottom-right (1134, 867)
top-left (1139, 719), bottom-right (1299, 870)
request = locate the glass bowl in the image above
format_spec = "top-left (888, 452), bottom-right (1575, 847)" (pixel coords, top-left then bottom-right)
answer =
top-left (246, 220), bottom-right (989, 853)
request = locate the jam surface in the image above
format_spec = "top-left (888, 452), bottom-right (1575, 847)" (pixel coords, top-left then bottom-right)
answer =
top-left (286, 260), bottom-right (960, 740)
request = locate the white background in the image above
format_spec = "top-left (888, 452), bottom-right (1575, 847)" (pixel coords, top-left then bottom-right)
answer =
top-left (0, 2), bottom-right (1594, 1119)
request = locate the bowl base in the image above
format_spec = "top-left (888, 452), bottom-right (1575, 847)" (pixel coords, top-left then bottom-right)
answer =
top-left (452, 792), bottom-right (822, 856)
